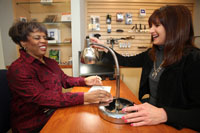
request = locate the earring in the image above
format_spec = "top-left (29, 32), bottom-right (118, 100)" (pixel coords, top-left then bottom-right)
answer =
top-left (23, 47), bottom-right (27, 51)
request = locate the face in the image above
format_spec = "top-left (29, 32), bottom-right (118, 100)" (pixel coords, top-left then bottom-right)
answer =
top-left (149, 22), bottom-right (166, 45)
top-left (21, 31), bottom-right (48, 60)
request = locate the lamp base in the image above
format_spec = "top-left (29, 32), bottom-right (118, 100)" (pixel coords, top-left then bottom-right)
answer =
top-left (98, 98), bottom-right (134, 124)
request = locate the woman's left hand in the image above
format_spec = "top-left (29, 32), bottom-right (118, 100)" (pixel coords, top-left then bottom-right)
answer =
top-left (84, 76), bottom-right (102, 86)
top-left (122, 102), bottom-right (167, 126)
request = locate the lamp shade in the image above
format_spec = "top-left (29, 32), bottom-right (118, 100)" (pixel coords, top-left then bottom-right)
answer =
top-left (80, 47), bottom-right (99, 64)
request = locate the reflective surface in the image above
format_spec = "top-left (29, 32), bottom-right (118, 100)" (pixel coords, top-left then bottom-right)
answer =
top-left (79, 63), bottom-right (114, 76)
top-left (80, 47), bottom-right (99, 64)
top-left (99, 98), bottom-right (134, 124)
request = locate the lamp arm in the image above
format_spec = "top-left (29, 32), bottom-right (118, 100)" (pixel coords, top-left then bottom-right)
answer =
top-left (90, 43), bottom-right (120, 99)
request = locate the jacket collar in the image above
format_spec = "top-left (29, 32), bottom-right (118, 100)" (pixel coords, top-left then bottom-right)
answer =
top-left (19, 49), bottom-right (47, 64)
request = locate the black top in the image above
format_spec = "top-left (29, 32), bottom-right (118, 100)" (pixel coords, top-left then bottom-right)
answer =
top-left (103, 47), bottom-right (200, 131)
top-left (149, 46), bottom-right (165, 105)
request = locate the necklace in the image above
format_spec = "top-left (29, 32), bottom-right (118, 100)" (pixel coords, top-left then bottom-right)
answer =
top-left (152, 61), bottom-right (164, 79)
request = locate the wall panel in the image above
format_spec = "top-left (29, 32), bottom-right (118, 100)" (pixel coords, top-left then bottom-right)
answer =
top-left (86, 0), bottom-right (195, 56)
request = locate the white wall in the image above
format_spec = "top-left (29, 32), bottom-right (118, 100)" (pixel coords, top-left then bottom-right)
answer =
top-left (0, 28), bottom-right (6, 69)
top-left (0, 0), bottom-right (17, 68)
top-left (194, 0), bottom-right (200, 47)
top-left (71, 0), bottom-right (86, 76)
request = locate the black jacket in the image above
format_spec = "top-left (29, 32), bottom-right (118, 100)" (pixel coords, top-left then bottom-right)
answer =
top-left (103, 47), bottom-right (200, 131)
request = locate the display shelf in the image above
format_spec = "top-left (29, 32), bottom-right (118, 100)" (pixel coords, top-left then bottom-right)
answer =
top-left (59, 65), bottom-right (72, 68)
top-left (16, 1), bottom-right (65, 5)
top-left (42, 21), bottom-right (71, 24)
top-left (48, 41), bottom-right (71, 45)
top-left (14, 0), bottom-right (72, 65)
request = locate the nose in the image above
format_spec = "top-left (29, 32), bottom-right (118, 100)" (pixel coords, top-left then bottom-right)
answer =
top-left (149, 26), bottom-right (155, 34)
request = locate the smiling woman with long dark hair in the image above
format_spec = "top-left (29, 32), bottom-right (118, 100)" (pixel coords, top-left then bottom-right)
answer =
top-left (90, 5), bottom-right (200, 132)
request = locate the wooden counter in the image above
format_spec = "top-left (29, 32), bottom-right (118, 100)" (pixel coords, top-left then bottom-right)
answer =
top-left (41, 80), bottom-right (195, 133)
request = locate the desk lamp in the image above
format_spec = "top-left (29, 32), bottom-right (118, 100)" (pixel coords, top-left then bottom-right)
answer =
top-left (80, 42), bottom-right (133, 124)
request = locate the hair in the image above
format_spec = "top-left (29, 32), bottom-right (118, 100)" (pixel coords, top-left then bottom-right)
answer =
top-left (8, 21), bottom-right (47, 47)
top-left (148, 5), bottom-right (194, 66)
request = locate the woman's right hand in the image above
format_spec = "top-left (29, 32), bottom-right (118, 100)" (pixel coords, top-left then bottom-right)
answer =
top-left (90, 37), bottom-right (108, 53)
top-left (90, 37), bottom-right (104, 45)
top-left (122, 103), bottom-right (167, 126)
top-left (84, 90), bottom-right (113, 104)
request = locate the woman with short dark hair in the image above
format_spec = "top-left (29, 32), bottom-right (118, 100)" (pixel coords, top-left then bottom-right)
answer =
top-left (7, 21), bottom-right (112, 133)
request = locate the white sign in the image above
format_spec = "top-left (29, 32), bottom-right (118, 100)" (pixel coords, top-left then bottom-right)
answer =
top-left (40, 0), bottom-right (53, 5)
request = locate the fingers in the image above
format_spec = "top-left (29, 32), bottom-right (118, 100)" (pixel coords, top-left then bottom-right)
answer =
top-left (90, 37), bottom-right (98, 42)
top-left (96, 90), bottom-right (113, 103)
top-left (122, 104), bottom-right (140, 113)
top-left (93, 80), bottom-right (102, 86)
top-left (89, 38), bottom-right (108, 53)
top-left (122, 103), bottom-right (166, 127)
top-left (97, 90), bottom-right (112, 98)
top-left (95, 75), bottom-right (102, 85)
top-left (85, 76), bottom-right (102, 86)
top-left (96, 75), bottom-right (102, 81)
top-left (123, 111), bottom-right (144, 120)
top-left (90, 37), bottom-right (102, 44)
top-left (121, 106), bottom-right (148, 126)
top-left (85, 89), bottom-right (113, 104)
top-left (100, 98), bottom-right (113, 106)
top-left (126, 116), bottom-right (149, 127)
top-left (130, 121), bottom-right (146, 127)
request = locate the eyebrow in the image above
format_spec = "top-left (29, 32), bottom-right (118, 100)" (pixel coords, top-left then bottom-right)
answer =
top-left (30, 34), bottom-right (47, 37)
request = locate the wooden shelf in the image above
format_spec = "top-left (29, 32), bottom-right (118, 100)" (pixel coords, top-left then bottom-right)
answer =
top-left (59, 65), bottom-right (72, 68)
top-left (48, 42), bottom-right (71, 45)
top-left (14, 0), bottom-right (72, 66)
top-left (16, 1), bottom-right (65, 5)
top-left (42, 21), bottom-right (71, 24)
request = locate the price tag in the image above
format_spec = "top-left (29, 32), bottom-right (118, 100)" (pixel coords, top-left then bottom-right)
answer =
top-left (61, 13), bottom-right (71, 22)
top-left (40, 0), bottom-right (53, 5)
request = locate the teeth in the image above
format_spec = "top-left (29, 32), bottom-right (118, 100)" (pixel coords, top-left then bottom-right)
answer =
top-left (40, 46), bottom-right (46, 49)
top-left (153, 35), bottom-right (158, 38)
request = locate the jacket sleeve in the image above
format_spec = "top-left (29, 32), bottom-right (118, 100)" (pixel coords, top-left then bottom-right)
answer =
top-left (60, 68), bottom-right (86, 88)
top-left (7, 66), bottom-right (84, 108)
top-left (103, 48), bottom-right (151, 67)
top-left (164, 107), bottom-right (200, 131)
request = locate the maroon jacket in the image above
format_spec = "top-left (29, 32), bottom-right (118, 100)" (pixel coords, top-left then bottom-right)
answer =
top-left (7, 50), bottom-right (86, 132)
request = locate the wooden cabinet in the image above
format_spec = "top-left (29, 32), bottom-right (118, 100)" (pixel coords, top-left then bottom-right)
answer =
top-left (120, 67), bottom-right (142, 98)
top-left (12, 0), bottom-right (72, 66)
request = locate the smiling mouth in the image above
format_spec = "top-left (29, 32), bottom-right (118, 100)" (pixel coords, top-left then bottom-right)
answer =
top-left (40, 46), bottom-right (47, 51)
top-left (153, 35), bottom-right (159, 38)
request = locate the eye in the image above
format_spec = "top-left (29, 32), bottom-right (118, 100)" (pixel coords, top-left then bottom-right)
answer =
top-left (43, 36), bottom-right (48, 40)
top-left (155, 24), bottom-right (160, 27)
top-left (33, 36), bottom-right (40, 40)
top-left (32, 36), bottom-right (48, 40)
